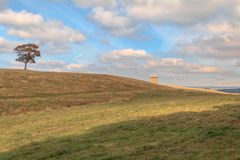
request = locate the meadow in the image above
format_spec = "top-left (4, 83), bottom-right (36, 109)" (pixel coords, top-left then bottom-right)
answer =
top-left (0, 69), bottom-right (240, 160)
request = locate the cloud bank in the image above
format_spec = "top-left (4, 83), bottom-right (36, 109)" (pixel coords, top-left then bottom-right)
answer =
top-left (0, 9), bottom-right (85, 54)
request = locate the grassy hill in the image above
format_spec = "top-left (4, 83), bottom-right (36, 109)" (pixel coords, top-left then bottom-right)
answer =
top-left (0, 69), bottom-right (240, 160)
top-left (0, 69), bottom-right (167, 97)
top-left (0, 69), bottom-right (170, 115)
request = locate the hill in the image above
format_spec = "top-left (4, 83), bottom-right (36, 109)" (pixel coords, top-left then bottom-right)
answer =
top-left (219, 88), bottom-right (240, 93)
top-left (0, 69), bottom-right (168, 97)
top-left (0, 69), bottom-right (171, 115)
top-left (0, 69), bottom-right (240, 160)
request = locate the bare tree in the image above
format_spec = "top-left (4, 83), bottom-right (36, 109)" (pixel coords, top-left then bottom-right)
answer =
top-left (14, 44), bottom-right (41, 70)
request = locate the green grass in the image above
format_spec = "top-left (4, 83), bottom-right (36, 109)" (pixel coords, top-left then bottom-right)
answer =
top-left (0, 69), bottom-right (240, 159)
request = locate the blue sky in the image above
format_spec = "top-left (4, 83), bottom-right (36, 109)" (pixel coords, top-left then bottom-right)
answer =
top-left (0, 0), bottom-right (239, 86)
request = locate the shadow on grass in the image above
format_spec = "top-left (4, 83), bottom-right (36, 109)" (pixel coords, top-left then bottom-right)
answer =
top-left (1, 104), bottom-right (240, 160)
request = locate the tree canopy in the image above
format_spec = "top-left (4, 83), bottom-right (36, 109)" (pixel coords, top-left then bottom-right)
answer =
top-left (14, 43), bottom-right (41, 70)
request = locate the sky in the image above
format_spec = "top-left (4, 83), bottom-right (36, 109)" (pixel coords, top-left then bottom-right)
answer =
top-left (0, 0), bottom-right (239, 86)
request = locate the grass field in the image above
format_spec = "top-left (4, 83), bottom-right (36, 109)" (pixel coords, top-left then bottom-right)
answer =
top-left (0, 69), bottom-right (168, 115)
top-left (0, 69), bottom-right (240, 160)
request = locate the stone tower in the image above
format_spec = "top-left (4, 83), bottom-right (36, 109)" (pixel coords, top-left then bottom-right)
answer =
top-left (149, 75), bottom-right (158, 84)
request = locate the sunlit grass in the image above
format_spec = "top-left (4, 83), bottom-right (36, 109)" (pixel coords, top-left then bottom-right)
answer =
top-left (0, 69), bottom-right (239, 159)
top-left (0, 91), bottom-right (239, 159)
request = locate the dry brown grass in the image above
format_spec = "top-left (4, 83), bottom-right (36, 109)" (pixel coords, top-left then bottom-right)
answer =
top-left (0, 69), bottom-right (175, 115)
top-left (0, 69), bottom-right (169, 97)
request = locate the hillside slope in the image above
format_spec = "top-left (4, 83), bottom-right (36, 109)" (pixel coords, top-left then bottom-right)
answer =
top-left (0, 69), bottom-right (172, 115)
top-left (0, 69), bottom-right (169, 97)
top-left (0, 69), bottom-right (240, 159)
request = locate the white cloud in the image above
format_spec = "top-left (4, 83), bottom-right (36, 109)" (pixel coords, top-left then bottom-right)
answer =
top-left (72, 0), bottom-right (240, 39)
top-left (91, 7), bottom-right (129, 28)
top-left (11, 59), bottom-right (89, 72)
top-left (0, 37), bottom-right (19, 53)
top-left (168, 19), bottom-right (240, 59)
top-left (6, 20), bottom-right (85, 43)
top-left (11, 59), bottom-right (65, 68)
top-left (0, 10), bottom-right (85, 54)
top-left (234, 1), bottom-right (240, 17)
top-left (36, 60), bottom-right (88, 71)
top-left (0, 0), bottom-right (8, 10)
top-left (0, 10), bottom-right (43, 26)
top-left (176, 36), bottom-right (240, 59)
top-left (73, 0), bottom-right (116, 8)
top-left (101, 49), bottom-right (219, 74)
top-left (206, 22), bottom-right (237, 34)
top-left (147, 58), bottom-right (219, 73)
top-left (125, 0), bottom-right (227, 25)
top-left (91, 7), bottom-right (135, 36)
top-left (101, 49), bottom-right (149, 61)
top-left (37, 59), bottom-right (65, 67)
top-left (65, 63), bottom-right (87, 70)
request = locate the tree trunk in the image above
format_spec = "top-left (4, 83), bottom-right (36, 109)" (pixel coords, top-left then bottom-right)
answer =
top-left (24, 62), bottom-right (28, 70)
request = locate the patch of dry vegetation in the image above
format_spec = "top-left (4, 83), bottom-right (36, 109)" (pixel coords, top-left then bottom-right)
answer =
top-left (0, 69), bottom-right (166, 97)
top-left (0, 69), bottom-right (172, 115)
